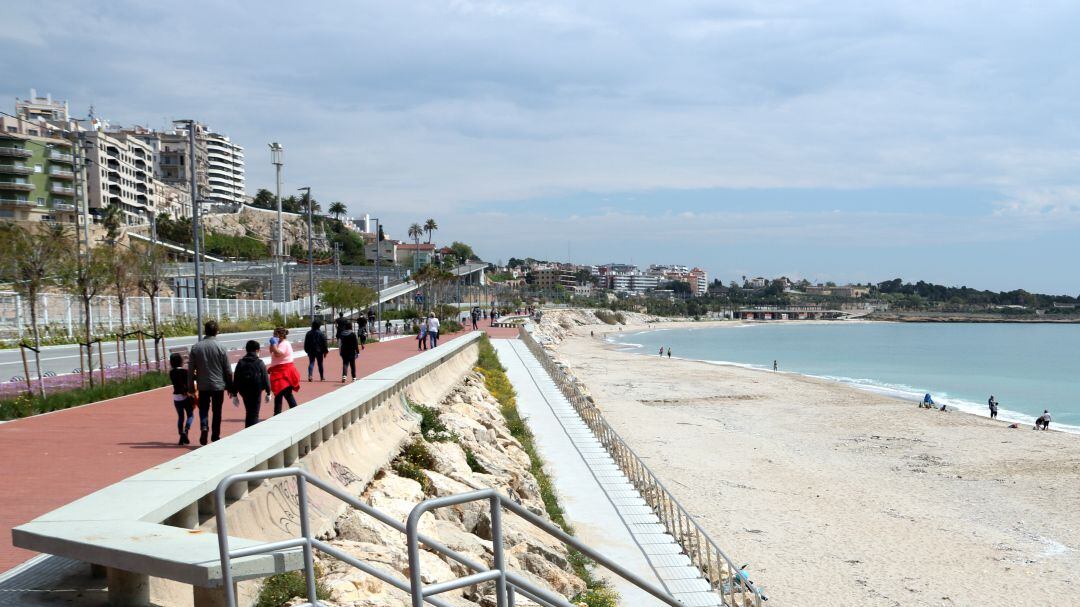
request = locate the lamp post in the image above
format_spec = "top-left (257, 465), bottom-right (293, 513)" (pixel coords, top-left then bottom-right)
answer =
top-left (179, 119), bottom-right (204, 339)
top-left (298, 187), bottom-right (315, 321)
top-left (371, 217), bottom-right (382, 337)
top-left (269, 143), bottom-right (283, 266)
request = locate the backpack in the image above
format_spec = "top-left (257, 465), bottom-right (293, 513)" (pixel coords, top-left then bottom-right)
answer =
top-left (233, 356), bottom-right (261, 392)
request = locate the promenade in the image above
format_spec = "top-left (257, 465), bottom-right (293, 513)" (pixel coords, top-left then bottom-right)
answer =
top-left (0, 323), bottom-right (518, 573)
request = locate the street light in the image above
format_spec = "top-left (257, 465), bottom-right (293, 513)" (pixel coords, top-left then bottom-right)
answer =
top-left (371, 217), bottom-right (382, 337)
top-left (268, 143), bottom-right (283, 265)
top-left (178, 119), bottom-right (204, 340)
top-left (298, 186), bottom-right (315, 321)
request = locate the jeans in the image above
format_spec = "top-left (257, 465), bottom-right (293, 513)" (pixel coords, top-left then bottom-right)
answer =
top-left (197, 389), bottom-right (225, 441)
top-left (341, 354), bottom-right (356, 379)
top-left (307, 353), bottom-right (324, 380)
top-left (273, 387), bottom-right (298, 415)
top-left (174, 397), bottom-right (194, 436)
top-left (429, 331), bottom-right (439, 349)
top-left (241, 391), bottom-right (262, 427)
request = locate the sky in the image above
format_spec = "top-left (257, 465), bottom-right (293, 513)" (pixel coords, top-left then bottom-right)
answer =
top-left (3, 1), bottom-right (1080, 293)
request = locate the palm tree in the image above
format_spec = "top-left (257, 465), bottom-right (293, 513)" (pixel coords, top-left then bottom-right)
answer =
top-left (407, 223), bottom-right (424, 270)
top-left (423, 218), bottom-right (438, 244)
top-left (328, 201), bottom-right (347, 221)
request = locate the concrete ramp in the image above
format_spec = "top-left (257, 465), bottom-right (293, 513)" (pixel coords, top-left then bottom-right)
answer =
top-left (494, 339), bottom-right (723, 607)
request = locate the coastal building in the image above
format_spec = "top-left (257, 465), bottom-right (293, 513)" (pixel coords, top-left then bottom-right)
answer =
top-left (83, 129), bottom-right (157, 225)
top-left (804, 284), bottom-right (871, 298)
top-left (0, 112), bottom-right (79, 225)
top-left (397, 242), bottom-right (436, 267)
top-left (528, 266), bottom-right (577, 290)
top-left (14, 90), bottom-right (69, 122)
top-left (364, 239), bottom-right (399, 264)
top-left (687, 267), bottom-right (708, 296)
top-left (152, 179), bottom-right (192, 219)
top-left (204, 131), bottom-right (245, 206)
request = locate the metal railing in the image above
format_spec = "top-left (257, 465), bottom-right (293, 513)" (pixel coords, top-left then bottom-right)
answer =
top-left (519, 323), bottom-right (766, 606)
top-left (215, 470), bottom-right (687, 607)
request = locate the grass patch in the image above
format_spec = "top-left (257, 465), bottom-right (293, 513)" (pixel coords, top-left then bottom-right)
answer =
top-left (0, 371), bottom-right (170, 421)
top-left (462, 445), bottom-right (489, 474)
top-left (474, 335), bottom-right (618, 606)
top-left (255, 567), bottom-right (329, 607)
top-left (411, 401), bottom-right (454, 442)
top-left (392, 439), bottom-right (436, 492)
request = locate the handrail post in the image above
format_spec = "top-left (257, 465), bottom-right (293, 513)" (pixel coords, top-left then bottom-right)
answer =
top-left (490, 494), bottom-right (509, 607)
top-left (296, 475), bottom-right (319, 606)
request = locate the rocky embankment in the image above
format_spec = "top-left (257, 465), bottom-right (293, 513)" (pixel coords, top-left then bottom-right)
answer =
top-left (530, 309), bottom-right (662, 347)
top-left (308, 369), bottom-right (587, 607)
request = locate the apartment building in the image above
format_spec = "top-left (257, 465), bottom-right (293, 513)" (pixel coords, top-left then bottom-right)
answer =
top-left (527, 266), bottom-right (577, 290)
top-left (204, 131), bottom-right (245, 206)
top-left (0, 113), bottom-right (79, 225)
top-left (153, 179), bottom-right (191, 219)
top-left (83, 130), bottom-right (156, 225)
top-left (687, 267), bottom-right (708, 296)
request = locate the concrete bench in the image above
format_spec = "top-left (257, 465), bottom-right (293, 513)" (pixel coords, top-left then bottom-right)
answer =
top-left (12, 332), bottom-right (483, 606)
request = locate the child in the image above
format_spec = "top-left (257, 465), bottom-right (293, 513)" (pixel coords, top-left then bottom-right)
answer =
top-left (417, 318), bottom-right (428, 351)
top-left (169, 353), bottom-right (195, 445)
top-left (232, 340), bottom-right (271, 428)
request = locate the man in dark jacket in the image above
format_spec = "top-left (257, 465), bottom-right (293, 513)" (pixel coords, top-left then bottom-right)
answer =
top-left (304, 320), bottom-right (329, 381)
top-left (188, 320), bottom-right (233, 445)
top-left (357, 314), bottom-right (368, 350)
top-left (339, 326), bottom-right (360, 382)
top-left (231, 340), bottom-right (271, 427)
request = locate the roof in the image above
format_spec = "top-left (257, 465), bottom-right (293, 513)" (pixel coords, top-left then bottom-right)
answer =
top-left (398, 243), bottom-right (436, 251)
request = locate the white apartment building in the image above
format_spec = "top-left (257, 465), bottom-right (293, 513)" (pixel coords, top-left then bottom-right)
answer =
top-left (204, 131), bottom-right (245, 206)
top-left (84, 130), bottom-right (156, 225)
top-left (153, 179), bottom-right (191, 219)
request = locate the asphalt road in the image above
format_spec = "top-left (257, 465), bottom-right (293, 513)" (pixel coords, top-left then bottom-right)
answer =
top-left (0, 328), bottom-right (303, 379)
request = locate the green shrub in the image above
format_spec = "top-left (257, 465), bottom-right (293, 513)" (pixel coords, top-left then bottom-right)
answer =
top-left (573, 583), bottom-right (620, 607)
top-left (463, 445), bottom-right (489, 474)
top-left (410, 402), bottom-right (453, 442)
top-left (255, 568), bottom-right (329, 607)
top-left (392, 439), bottom-right (437, 491)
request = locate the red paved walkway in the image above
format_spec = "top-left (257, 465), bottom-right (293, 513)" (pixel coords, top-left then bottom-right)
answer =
top-left (0, 325), bottom-right (519, 572)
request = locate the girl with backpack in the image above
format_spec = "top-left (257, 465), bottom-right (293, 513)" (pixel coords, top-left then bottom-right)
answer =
top-left (231, 340), bottom-right (271, 427)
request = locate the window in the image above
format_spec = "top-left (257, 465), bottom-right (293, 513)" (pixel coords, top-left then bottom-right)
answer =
top-left (0, 209), bottom-right (13, 218)
top-left (5, 126), bottom-right (15, 133)
top-left (34, 164), bottom-right (43, 173)
top-left (28, 129), bottom-right (39, 136)
top-left (36, 197), bottom-right (45, 206)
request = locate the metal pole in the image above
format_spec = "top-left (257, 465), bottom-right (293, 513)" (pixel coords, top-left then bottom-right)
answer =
top-left (299, 187), bottom-right (314, 321)
top-left (373, 217), bottom-right (382, 337)
top-left (185, 120), bottom-right (204, 340)
top-left (270, 142), bottom-right (283, 263)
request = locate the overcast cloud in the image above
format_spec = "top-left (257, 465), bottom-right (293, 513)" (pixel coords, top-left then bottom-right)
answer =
top-left (3, 1), bottom-right (1079, 292)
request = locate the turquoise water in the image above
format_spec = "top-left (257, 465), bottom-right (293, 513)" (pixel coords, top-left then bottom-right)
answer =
top-left (610, 322), bottom-right (1080, 431)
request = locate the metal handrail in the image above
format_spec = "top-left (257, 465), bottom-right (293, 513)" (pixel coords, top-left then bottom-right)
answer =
top-left (214, 468), bottom-right (572, 607)
top-left (519, 323), bottom-right (766, 606)
top-left (406, 488), bottom-right (686, 607)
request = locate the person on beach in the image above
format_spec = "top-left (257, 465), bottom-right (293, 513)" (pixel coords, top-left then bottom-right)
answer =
top-left (417, 316), bottom-right (428, 351)
top-left (666, 347), bottom-right (671, 358)
top-left (988, 396), bottom-right (999, 419)
top-left (428, 313), bottom-right (441, 348)
top-left (168, 353), bottom-right (195, 445)
top-left (659, 346), bottom-right (664, 357)
top-left (231, 340), bottom-right (271, 428)
top-left (921, 393), bottom-right (935, 409)
top-left (338, 323), bottom-right (360, 382)
top-left (773, 360), bottom-right (778, 371)
top-left (1035, 410), bottom-right (1051, 430)
top-left (303, 320), bottom-right (328, 382)
top-left (188, 320), bottom-right (233, 445)
top-left (268, 327), bottom-right (301, 414)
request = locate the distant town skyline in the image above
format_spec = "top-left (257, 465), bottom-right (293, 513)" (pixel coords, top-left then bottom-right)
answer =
top-left (4, 2), bottom-right (1079, 293)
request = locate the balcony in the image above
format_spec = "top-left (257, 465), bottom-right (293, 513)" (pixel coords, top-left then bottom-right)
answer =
top-left (52, 202), bottom-right (77, 212)
top-left (0, 180), bottom-right (34, 192)
top-left (50, 184), bottom-right (76, 195)
top-left (0, 147), bottom-right (33, 158)
top-left (48, 151), bottom-right (74, 163)
top-left (0, 163), bottom-right (33, 175)
top-left (134, 159), bottom-right (148, 169)
top-left (107, 159), bottom-right (120, 169)
top-left (0, 197), bottom-right (33, 207)
top-left (49, 168), bottom-right (75, 180)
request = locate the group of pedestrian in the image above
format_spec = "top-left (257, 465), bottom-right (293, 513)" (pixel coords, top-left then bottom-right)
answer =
top-left (171, 320), bottom-right (300, 446)
top-left (416, 313), bottom-right (441, 350)
top-left (657, 346), bottom-right (671, 358)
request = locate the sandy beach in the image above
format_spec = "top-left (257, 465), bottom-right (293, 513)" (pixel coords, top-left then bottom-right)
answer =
top-left (539, 311), bottom-right (1080, 606)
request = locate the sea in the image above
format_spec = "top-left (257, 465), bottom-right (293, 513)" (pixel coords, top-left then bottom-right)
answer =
top-left (608, 322), bottom-right (1080, 432)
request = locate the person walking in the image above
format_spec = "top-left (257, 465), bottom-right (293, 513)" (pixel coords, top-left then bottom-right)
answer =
top-left (187, 320), bottom-right (233, 445)
top-left (659, 346), bottom-right (664, 357)
top-left (417, 316), bottom-right (428, 351)
top-left (304, 320), bottom-right (328, 382)
top-left (357, 314), bottom-right (368, 350)
top-left (268, 327), bottom-right (300, 414)
top-left (773, 360), bottom-right (778, 372)
top-left (339, 323), bottom-right (360, 382)
top-left (471, 307), bottom-right (479, 330)
top-left (666, 347), bottom-right (671, 358)
top-left (168, 353), bottom-right (195, 445)
top-left (988, 395), bottom-right (999, 419)
top-left (427, 313), bottom-right (440, 348)
top-left (366, 308), bottom-right (376, 331)
top-left (232, 340), bottom-right (271, 428)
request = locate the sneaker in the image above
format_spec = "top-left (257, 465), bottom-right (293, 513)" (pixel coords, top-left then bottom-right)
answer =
top-left (308, 376), bottom-right (312, 383)
top-left (199, 429), bottom-right (208, 446)
top-left (341, 376), bottom-right (346, 383)
top-left (178, 434), bottom-right (184, 445)
top-left (352, 377), bottom-right (358, 382)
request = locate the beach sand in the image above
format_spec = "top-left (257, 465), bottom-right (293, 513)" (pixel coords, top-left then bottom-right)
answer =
top-left (542, 311), bottom-right (1080, 606)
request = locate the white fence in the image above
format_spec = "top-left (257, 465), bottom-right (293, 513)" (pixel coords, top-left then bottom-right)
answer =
top-left (0, 291), bottom-right (311, 340)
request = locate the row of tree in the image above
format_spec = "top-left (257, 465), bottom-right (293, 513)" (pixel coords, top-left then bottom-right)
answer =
top-left (0, 222), bottom-right (171, 397)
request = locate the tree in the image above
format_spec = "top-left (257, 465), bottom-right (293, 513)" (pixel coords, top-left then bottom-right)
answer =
top-left (0, 222), bottom-right (69, 397)
top-left (58, 230), bottom-right (110, 386)
top-left (423, 218), bottom-right (438, 244)
top-left (251, 188), bottom-right (276, 210)
top-left (408, 223), bottom-right (424, 269)
top-left (107, 245), bottom-right (139, 366)
top-left (319, 279), bottom-right (377, 336)
top-left (101, 204), bottom-right (123, 243)
top-left (446, 241), bottom-right (476, 265)
top-left (135, 242), bottom-right (169, 368)
top-left (328, 202), bottom-right (348, 221)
